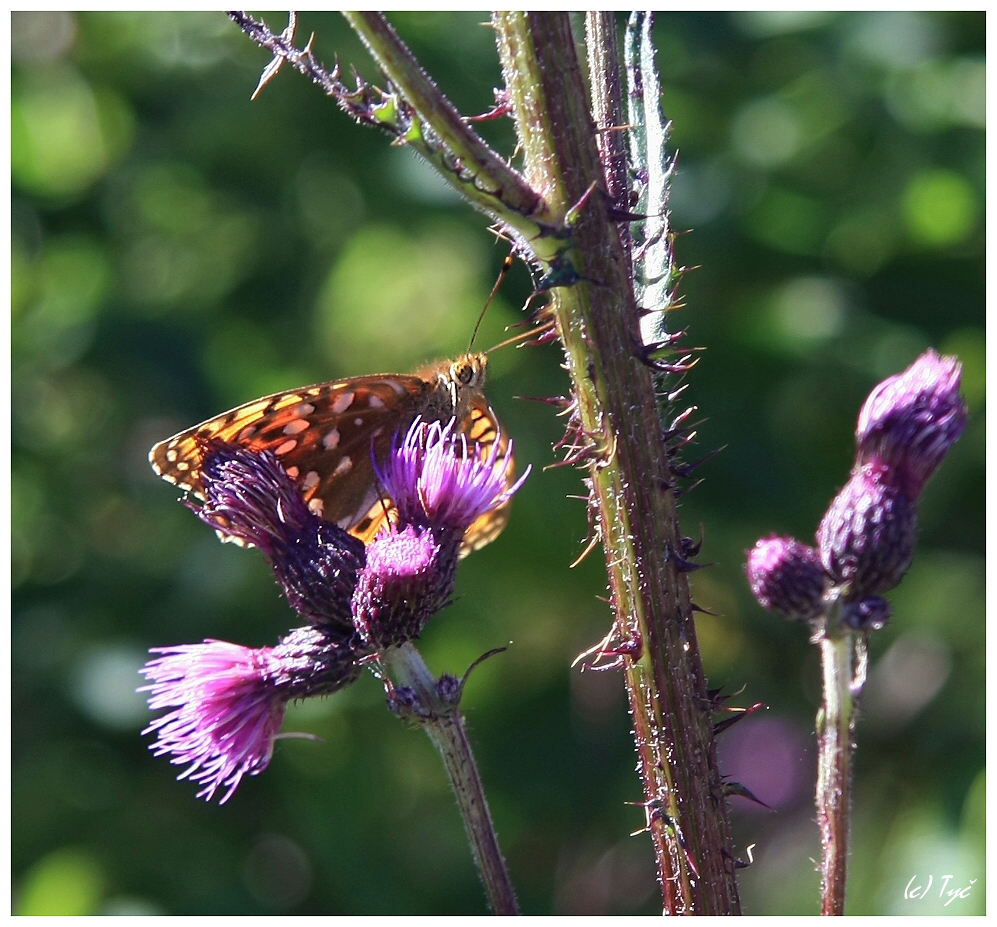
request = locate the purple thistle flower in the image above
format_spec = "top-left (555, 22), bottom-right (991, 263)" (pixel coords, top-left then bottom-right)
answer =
top-left (140, 626), bottom-right (361, 803)
top-left (195, 442), bottom-right (365, 629)
top-left (144, 417), bottom-right (528, 800)
top-left (745, 535), bottom-right (827, 621)
top-left (816, 460), bottom-right (918, 600)
top-left (376, 418), bottom-right (529, 532)
top-left (352, 418), bottom-right (528, 649)
top-left (352, 524), bottom-right (459, 649)
top-left (855, 349), bottom-right (967, 500)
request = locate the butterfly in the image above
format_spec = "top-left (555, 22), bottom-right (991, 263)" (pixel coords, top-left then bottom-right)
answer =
top-left (149, 353), bottom-right (515, 555)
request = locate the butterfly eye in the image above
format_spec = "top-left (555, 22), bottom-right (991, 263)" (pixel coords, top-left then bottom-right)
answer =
top-left (453, 361), bottom-right (475, 386)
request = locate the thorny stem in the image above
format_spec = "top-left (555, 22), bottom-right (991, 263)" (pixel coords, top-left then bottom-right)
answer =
top-left (230, 8), bottom-right (741, 914)
top-left (342, 13), bottom-right (548, 228)
top-left (227, 11), bottom-right (549, 244)
top-left (815, 613), bottom-right (865, 916)
top-left (493, 13), bottom-right (739, 914)
top-left (380, 643), bottom-right (519, 916)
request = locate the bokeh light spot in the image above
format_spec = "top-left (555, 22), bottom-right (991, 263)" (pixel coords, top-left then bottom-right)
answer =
top-left (902, 169), bottom-right (977, 247)
top-left (243, 835), bottom-right (313, 910)
top-left (16, 847), bottom-right (104, 915)
top-left (11, 68), bottom-right (132, 199)
top-left (732, 97), bottom-right (801, 167)
top-left (71, 644), bottom-right (150, 730)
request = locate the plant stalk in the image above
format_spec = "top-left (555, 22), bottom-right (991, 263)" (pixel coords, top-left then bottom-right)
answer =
top-left (493, 12), bottom-right (740, 914)
top-left (380, 643), bottom-right (519, 916)
top-left (816, 621), bottom-right (862, 916)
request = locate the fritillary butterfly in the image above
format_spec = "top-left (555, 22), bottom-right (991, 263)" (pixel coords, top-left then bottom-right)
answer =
top-left (149, 353), bottom-right (515, 555)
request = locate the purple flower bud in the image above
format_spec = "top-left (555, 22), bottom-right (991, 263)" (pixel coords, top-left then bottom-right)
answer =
top-left (351, 524), bottom-right (461, 649)
top-left (855, 349), bottom-right (967, 500)
top-left (195, 442), bottom-right (365, 629)
top-left (816, 461), bottom-right (918, 599)
top-left (745, 535), bottom-right (827, 621)
top-left (140, 626), bottom-right (361, 803)
top-left (377, 418), bottom-right (528, 532)
top-left (840, 596), bottom-right (891, 632)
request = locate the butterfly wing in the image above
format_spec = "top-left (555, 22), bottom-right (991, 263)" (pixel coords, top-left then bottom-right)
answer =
top-left (460, 393), bottom-right (516, 555)
top-left (150, 362), bottom-right (515, 556)
top-left (149, 375), bottom-right (430, 530)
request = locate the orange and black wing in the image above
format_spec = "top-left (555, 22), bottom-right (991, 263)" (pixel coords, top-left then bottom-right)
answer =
top-left (149, 375), bottom-right (429, 530)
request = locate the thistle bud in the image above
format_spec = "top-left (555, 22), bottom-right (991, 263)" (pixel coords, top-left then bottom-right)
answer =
top-left (745, 535), bottom-right (827, 621)
top-left (195, 442), bottom-right (365, 629)
top-left (351, 524), bottom-right (460, 649)
top-left (855, 349), bottom-right (967, 500)
top-left (840, 596), bottom-right (891, 632)
top-left (816, 461), bottom-right (919, 600)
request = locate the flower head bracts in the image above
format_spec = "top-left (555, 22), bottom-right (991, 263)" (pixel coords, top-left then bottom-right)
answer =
top-left (816, 462), bottom-right (918, 599)
top-left (376, 418), bottom-right (529, 533)
top-left (145, 416), bottom-right (528, 802)
top-left (747, 351), bottom-right (966, 632)
top-left (352, 524), bottom-right (460, 649)
top-left (195, 442), bottom-right (365, 629)
top-left (745, 536), bottom-right (826, 621)
top-left (855, 349), bottom-right (967, 499)
top-left (140, 627), bottom-right (361, 803)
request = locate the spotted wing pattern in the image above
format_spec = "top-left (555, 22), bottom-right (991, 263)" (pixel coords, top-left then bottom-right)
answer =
top-left (149, 375), bottom-right (430, 531)
top-left (149, 364), bottom-right (516, 555)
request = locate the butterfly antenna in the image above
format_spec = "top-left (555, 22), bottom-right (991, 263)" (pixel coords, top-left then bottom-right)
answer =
top-left (468, 253), bottom-right (514, 352)
top-left (485, 319), bottom-right (558, 354)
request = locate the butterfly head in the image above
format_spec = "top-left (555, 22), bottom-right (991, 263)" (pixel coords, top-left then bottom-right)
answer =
top-left (448, 353), bottom-right (487, 391)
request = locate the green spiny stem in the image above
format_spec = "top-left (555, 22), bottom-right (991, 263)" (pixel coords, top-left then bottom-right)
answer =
top-left (380, 642), bottom-right (519, 916)
top-left (343, 11), bottom-right (558, 245)
top-left (493, 12), bottom-right (739, 915)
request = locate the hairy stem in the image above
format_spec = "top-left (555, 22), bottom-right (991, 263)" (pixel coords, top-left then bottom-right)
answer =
top-left (493, 12), bottom-right (739, 914)
top-left (381, 643), bottom-right (519, 916)
top-left (816, 620), bottom-right (861, 915)
top-left (342, 11), bottom-right (553, 238)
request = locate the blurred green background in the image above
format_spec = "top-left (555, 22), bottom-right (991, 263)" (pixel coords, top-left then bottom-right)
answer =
top-left (11, 11), bottom-right (984, 915)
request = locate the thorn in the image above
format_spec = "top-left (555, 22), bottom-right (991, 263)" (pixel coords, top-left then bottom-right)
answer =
top-left (607, 207), bottom-right (652, 223)
top-left (514, 394), bottom-right (571, 408)
top-left (594, 122), bottom-right (635, 134)
top-left (564, 180), bottom-right (599, 229)
top-left (250, 11), bottom-right (297, 101)
top-left (569, 533), bottom-right (601, 569)
top-left (713, 701), bottom-right (765, 735)
top-left (673, 445), bottom-right (725, 477)
top-left (723, 781), bottom-right (772, 810)
top-left (466, 87), bottom-right (512, 122)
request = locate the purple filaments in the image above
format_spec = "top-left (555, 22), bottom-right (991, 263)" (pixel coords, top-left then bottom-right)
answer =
top-left (376, 417), bottom-right (528, 532)
top-left (141, 640), bottom-right (284, 804)
top-left (142, 418), bottom-right (528, 802)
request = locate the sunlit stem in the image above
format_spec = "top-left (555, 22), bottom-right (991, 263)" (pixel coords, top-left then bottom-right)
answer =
top-left (815, 604), bottom-right (865, 916)
top-left (380, 642), bottom-right (519, 916)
